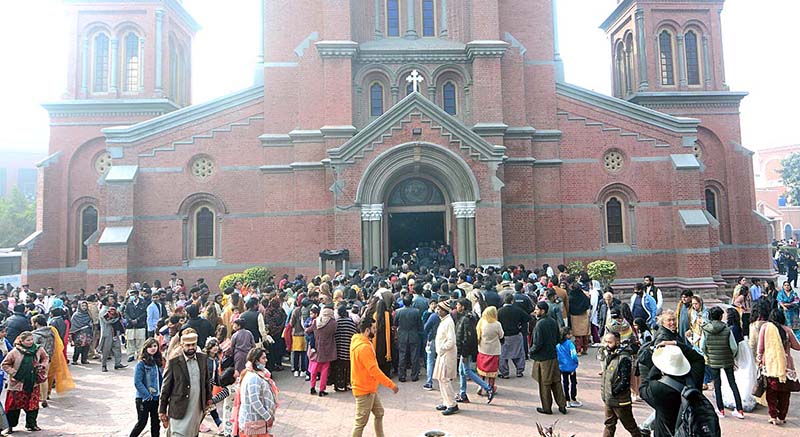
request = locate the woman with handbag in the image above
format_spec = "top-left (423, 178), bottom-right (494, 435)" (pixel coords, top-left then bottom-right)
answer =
top-left (756, 309), bottom-right (800, 425)
top-left (234, 348), bottom-right (278, 437)
top-left (0, 331), bottom-right (49, 432)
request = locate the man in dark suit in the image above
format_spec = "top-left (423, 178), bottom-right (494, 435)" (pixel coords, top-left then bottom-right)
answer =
top-left (395, 294), bottom-right (422, 382)
top-left (159, 332), bottom-right (212, 436)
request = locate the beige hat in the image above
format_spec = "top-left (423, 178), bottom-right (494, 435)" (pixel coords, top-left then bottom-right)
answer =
top-left (652, 345), bottom-right (690, 376)
top-left (180, 332), bottom-right (198, 346)
top-left (437, 301), bottom-right (452, 313)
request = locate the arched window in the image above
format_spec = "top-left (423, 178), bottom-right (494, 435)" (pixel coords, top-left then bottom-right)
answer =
top-left (422, 0), bottom-right (436, 37)
top-left (123, 33), bottom-right (140, 92)
top-left (387, 0), bottom-right (400, 37)
top-left (80, 205), bottom-right (98, 260)
top-left (624, 34), bottom-right (635, 94)
top-left (684, 31), bottom-right (700, 85)
top-left (659, 31), bottom-right (675, 86)
top-left (195, 207), bottom-right (215, 258)
top-left (606, 197), bottom-right (624, 244)
top-left (615, 41), bottom-right (626, 97)
top-left (92, 33), bottom-right (110, 92)
top-left (705, 188), bottom-right (718, 220)
top-left (406, 82), bottom-right (414, 96)
top-left (370, 83), bottom-right (384, 116)
top-left (442, 81), bottom-right (456, 115)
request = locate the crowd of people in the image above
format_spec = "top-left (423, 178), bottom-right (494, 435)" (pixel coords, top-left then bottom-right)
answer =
top-left (0, 264), bottom-right (797, 436)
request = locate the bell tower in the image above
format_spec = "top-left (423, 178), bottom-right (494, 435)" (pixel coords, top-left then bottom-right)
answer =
top-left (601, 0), bottom-right (729, 100)
top-left (62, 0), bottom-right (199, 107)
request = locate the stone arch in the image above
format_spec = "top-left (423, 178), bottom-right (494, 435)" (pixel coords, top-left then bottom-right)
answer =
top-left (356, 142), bottom-right (480, 205)
top-left (353, 64), bottom-right (395, 86)
top-left (356, 142), bottom-right (480, 268)
top-left (596, 183), bottom-right (638, 247)
top-left (177, 192), bottom-right (228, 216)
top-left (177, 193), bottom-right (226, 264)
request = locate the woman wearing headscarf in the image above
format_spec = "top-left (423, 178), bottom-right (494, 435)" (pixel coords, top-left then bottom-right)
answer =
top-left (288, 294), bottom-right (308, 377)
top-left (1, 331), bottom-right (49, 432)
top-left (372, 299), bottom-right (394, 377)
top-left (232, 348), bottom-right (278, 437)
top-left (776, 281), bottom-right (800, 341)
top-left (476, 305), bottom-right (503, 397)
top-left (567, 283), bottom-right (591, 355)
top-left (757, 309), bottom-right (800, 425)
top-left (305, 304), bottom-right (336, 397)
top-left (70, 301), bottom-right (93, 364)
top-left (263, 297), bottom-right (286, 373)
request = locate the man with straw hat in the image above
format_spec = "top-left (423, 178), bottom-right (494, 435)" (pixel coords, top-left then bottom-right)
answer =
top-left (159, 331), bottom-right (212, 436)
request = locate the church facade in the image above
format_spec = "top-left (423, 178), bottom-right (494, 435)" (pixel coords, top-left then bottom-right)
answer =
top-left (22, 0), bottom-right (773, 291)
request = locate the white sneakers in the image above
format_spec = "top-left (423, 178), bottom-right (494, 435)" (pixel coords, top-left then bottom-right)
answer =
top-left (293, 370), bottom-right (300, 377)
top-left (731, 410), bottom-right (745, 419)
top-left (567, 400), bottom-right (582, 408)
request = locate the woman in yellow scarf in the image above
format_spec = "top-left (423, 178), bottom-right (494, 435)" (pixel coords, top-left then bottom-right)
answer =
top-left (757, 309), bottom-right (800, 425)
top-left (47, 325), bottom-right (75, 396)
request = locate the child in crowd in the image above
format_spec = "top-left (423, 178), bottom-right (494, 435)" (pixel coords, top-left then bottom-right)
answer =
top-left (556, 326), bottom-right (581, 407)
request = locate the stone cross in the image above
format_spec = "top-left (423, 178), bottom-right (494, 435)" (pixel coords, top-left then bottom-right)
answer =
top-left (406, 69), bottom-right (424, 93)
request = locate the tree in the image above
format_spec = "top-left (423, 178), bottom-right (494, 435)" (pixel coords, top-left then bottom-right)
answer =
top-left (780, 152), bottom-right (800, 206)
top-left (0, 187), bottom-right (36, 248)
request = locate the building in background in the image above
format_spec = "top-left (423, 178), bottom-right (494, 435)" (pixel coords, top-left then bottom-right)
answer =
top-left (754, 144), bottom-right (800, 242)
top-left (0, 151), bottom-right (45, 200)
top-left (21, 0), bottom-right (773, 291)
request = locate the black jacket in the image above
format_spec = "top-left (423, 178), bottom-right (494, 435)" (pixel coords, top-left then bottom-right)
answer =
top-left (596, 297), bottom-right (621, 336)
top-left (455, 311), bottom-right (479, 359)
top-left (6, 312), bottom-right (32, 344)
top-left (497, 304), bottom-right (531, 336)
top-left (483, 290), bottom-right (502, 309)
top-left (238, 309), bottom-right (262, 343)
top-left (181, 317), bottom-right (215, 349)
top-left (394, 306), bottom-right (422, 345)
top-left (531, 315), bottom-right (559, 361)
top-left (124, 298), bottom-right (148, 329)
top-left (640, 365), bottom-right (683, 437)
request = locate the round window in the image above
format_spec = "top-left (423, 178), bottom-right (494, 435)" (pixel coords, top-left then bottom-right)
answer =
top-left (191, 157), bottom-right (214, 180)
top-left (94, 152), bottom-right (112, 175)
top-left (603, 150), bottom-right (624, 173)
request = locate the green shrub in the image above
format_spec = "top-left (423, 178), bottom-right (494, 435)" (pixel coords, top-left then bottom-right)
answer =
top-left (219, 273), bottom-right (245, 291)
top-left (587, 260), bottom-right (617, 289)
top-left (242, 266), bottom-right (272, 288)
top-left (566, 260), bottom-right (585, 276)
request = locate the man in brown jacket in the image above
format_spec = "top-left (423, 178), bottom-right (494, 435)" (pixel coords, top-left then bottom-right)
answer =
top-left (158, 332), bottom-right (212, 437)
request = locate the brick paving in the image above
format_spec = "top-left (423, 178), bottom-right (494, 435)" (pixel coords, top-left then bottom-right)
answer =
top-left (35, 346), bottom-right (800, 436)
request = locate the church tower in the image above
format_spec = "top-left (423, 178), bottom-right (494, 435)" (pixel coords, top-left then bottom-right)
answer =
top-left (61, 0), bottom-right (199, 106)
top-left (602, 0), bottom-right (768, 283)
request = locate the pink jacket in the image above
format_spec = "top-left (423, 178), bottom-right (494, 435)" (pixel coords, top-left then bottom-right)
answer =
top-left (1, 345), bottom-right (49, 392)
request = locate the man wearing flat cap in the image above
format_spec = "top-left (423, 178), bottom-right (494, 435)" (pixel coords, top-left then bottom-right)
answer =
top-left (159, 331), bottom-right (212, 436)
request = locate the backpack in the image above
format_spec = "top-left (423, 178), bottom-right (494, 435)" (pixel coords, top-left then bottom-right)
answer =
top-left (659, 376), bottom-right (721, 437)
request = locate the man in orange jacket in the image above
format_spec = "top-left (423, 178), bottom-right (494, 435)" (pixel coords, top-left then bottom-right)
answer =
top-left (350, 316), bottom-right (399, 437)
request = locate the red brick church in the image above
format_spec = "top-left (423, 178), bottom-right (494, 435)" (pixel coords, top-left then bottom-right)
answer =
top-left (22, 0), bottom-right (772, 291)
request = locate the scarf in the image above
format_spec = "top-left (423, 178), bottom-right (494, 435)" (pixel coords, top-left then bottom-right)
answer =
top-left (71, 308), bottom-right (93, 332)
top-left (371, 311), bottom-right (392, 361)
top-left (316, 307), bottom-right (334, 329)
top-left (762, 322), bottom-right (788, 382)
top-left (14, 344), bottom-right (39, 393)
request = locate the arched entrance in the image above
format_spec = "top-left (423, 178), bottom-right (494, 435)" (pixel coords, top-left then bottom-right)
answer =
top-left (356, 142), bottom-right (480, 269)
top-left (386, 177), bottom-right (451, 268)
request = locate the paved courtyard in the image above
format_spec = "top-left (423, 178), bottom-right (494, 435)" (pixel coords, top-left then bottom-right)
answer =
top-left (35, 345), bottom-right (800, 437)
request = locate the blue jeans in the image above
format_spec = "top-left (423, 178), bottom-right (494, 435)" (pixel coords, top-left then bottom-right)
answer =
top-left (426, 342), bottom-right (437, 386)
top-left (459, 356), bottom-right (491, 395)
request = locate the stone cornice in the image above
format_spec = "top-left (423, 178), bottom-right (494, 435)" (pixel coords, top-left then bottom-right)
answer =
top-left (472, 123), bottom-right (508, 137)
top-left (65, 0), bottom-right (200, 32)
top-left (43, 99), bottom-right (179, 118)
top-left (627, 91), bottom-right (748, 110)
top-left (600, 0), bottom-right (634, 32)
top-left (465, 40), bottom-right (509, 59)
top-left (315, 40), bottom-right (359, 58)
top-left (102, 85), bottom-right (263, 144)
top-left (356, 50), bottom-right (468, 64)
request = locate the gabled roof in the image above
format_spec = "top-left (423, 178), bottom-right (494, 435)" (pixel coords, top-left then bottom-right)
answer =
top-left (328, 92), bottom-right (506, 165)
